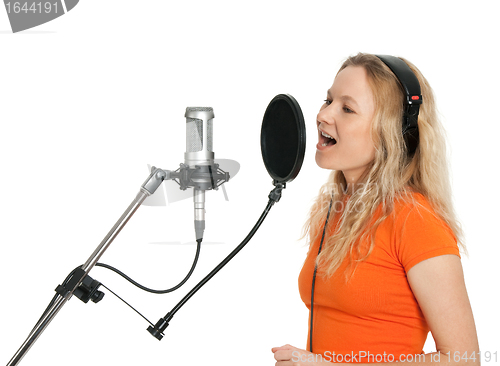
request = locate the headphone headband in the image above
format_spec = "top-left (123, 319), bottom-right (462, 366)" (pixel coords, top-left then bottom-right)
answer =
top-left (375, 55), bottom-right (422, 155)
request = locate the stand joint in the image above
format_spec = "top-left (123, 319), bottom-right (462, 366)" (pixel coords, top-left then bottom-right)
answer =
top-left (55, 267), bottom-right (104, 304)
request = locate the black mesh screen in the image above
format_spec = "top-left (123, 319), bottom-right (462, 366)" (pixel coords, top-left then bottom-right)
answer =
top-left (261, 95), bottom-right (305, 183)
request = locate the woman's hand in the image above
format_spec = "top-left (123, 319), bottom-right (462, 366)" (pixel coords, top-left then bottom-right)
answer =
top-left (272, 344), bottom-right (332, 366)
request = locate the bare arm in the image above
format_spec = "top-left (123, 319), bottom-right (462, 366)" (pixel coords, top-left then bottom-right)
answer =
top-left (404, 254), bottom-right (480, 365)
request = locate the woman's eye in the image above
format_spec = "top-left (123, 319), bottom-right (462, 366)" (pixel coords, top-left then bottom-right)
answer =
top-left (343, 106), bottom-right (354, 113)
top-left (324, 99), bottom-right (332, 106)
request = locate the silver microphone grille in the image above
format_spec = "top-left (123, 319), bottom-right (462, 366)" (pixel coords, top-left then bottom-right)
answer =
top-left (207, 117), bottom-right (213, 152)
top-left (185, 107), bottom-right (214, 153)
top-left (186, 107), bottom-right (213, 113)
top-left (186, 117), bottom-right (203, 152)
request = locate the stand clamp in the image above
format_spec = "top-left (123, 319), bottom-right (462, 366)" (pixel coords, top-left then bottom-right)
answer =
top-left (55, 267), bottom-right (105, 304)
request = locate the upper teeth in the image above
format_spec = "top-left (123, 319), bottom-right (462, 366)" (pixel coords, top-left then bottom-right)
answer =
top-left (321, 131), bottom-right (334, 139)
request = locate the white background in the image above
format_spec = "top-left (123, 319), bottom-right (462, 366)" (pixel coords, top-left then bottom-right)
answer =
top-left (1, 1), bottom-right (499, 365)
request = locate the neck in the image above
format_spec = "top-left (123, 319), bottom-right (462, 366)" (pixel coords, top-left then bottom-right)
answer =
top-left (342, 166), bottom-right (371, 195)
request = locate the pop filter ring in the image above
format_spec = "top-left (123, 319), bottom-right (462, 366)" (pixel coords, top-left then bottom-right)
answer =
top-left (261, 94), bottom-right (306, 184)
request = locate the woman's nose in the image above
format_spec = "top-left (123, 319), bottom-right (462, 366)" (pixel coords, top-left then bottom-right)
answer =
top-left (317, 104), bottom-right (334, 126)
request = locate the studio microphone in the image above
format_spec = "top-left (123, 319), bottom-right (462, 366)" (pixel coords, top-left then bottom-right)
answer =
top-left (184, 107), bottom-right (216, 242)
top-left (154, 107), bottom-right (228, 243)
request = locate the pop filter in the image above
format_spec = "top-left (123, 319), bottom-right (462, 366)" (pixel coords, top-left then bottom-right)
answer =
top-left (261, 94), bottom-right (306, 184)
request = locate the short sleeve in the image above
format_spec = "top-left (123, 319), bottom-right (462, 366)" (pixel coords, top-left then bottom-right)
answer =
top-left (397, 203), bottom-right (460, 273)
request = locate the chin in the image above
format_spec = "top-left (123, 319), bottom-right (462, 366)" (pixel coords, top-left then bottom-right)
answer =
top-left (315, 151), bottom-right (337, 170)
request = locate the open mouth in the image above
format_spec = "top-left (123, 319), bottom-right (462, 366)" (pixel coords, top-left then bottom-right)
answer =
top-left (320, 130), bottom-right (337, 147)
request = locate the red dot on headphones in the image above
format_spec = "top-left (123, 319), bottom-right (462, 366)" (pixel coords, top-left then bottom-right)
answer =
top-left (411, 96), bottom-right (420, 100)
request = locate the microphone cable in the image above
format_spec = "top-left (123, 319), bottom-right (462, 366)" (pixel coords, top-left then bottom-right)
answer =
top-left (309, 198), bottom-right (333, 353)
top-left (95, 238), bottom-right (202, 294)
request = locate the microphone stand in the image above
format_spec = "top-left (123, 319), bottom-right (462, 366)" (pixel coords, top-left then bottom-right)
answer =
top-left (7, 167), bottom-right (168, 366)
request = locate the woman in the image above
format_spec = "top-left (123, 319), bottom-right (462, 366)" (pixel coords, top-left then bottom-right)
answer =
top-left (272, 53), bottom-right (479, 365)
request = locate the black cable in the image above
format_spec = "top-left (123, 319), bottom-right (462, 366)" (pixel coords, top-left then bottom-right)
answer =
top-left (95, 238), bottom-right (202, 294)
top-left (309, 198), bottom-right (333, 353)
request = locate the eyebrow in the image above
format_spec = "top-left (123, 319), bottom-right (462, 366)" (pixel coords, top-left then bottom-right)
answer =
top-left (326, 90), bottom-right (359, 108)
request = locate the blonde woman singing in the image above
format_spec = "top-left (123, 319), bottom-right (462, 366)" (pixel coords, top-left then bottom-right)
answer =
top-left (272, 53), bottom-right (479, 366)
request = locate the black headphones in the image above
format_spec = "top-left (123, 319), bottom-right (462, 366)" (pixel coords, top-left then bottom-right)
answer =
top-left (376, 55), bottom-right (422, 156)
top-left (308, 55), bottom-right (423, 353)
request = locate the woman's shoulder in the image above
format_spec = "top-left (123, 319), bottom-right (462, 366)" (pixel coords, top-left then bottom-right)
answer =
top-left (392, 190), bottom-right (433, 213)
top-left (391, 190), bottom-right (450, 233)
top-left (387, 191), bottom-right (459, 271)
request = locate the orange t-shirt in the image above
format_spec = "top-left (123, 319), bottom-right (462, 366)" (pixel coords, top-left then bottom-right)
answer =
top-left (298, 192), bottom-right (460, 362)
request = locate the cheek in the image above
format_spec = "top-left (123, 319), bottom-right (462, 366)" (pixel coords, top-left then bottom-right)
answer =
top-left (342, 124), bottom-right (371, 146)
top-left (341, 125), bottom-right (376, 160)
top-left (360, 143), bottom-right (376, 162)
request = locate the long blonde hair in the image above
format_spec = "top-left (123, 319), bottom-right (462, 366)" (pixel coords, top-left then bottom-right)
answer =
top-left (303, 53), bottom-right (466, 280)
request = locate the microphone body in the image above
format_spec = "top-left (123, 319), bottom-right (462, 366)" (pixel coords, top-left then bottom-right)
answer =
top-left (184, 107), bottom-right (215, 241)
